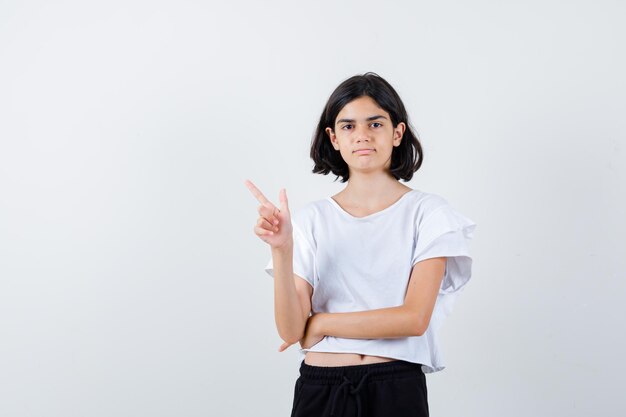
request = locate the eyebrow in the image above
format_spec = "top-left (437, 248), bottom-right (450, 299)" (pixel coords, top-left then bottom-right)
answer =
top-left (336, 115), bottom-right (388, 124)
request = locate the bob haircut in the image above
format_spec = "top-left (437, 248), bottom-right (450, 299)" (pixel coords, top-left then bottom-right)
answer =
top-left (311, 72), bottom-right (423, 183)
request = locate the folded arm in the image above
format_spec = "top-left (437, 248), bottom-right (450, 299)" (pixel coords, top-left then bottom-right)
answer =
top-left (310, 257), bottom-right (446, 340)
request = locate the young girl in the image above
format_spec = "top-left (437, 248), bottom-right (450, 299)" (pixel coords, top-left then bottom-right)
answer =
top-left (245, 72), bottom-right (477, 417)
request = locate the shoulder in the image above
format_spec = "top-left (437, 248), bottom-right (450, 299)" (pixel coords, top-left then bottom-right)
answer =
top-left (404, 189), bottom-right (451, 220)
top-left (290, 198), bottom-right (328, 243)
top-left (411, 190), bottom-right (477, 237)
top-left (291, 198), bottom-right (326, 225)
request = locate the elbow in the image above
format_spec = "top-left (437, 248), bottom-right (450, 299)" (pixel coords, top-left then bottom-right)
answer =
top-left (412, 321), bottom-right (426, 337)
top-left (414, 324), bottom-right (427, 337)
top-left (281, 333), bottom-right (303, 345)
top-left (278, 327), bottom-right (305, 345)
top-left (403, 305), bottom-right (432, 337)
top-left (409, 313), bottom-right (429, 337)
top-left (276, 315), bottom-right (308, 345)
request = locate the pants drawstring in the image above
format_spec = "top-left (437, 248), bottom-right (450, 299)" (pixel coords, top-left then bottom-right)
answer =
top-left (330, 371), bottom-right (371, 417)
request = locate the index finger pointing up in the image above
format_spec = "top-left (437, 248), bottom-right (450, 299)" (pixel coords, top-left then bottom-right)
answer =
top-left (244, 179), bottom-right (275, 210)
top-left (279, 188), bottom-right (289, 213)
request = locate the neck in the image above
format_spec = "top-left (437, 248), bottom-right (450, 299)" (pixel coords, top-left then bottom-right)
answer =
top-left (340, 171), bottom-right (408, 206)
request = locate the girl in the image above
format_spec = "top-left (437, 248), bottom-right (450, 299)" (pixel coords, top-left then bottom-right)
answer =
top-left (245, 72), bottom-right (476, 417)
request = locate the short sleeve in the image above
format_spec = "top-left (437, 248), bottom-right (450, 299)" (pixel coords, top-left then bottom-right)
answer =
top-left (411, 203), bottom-right (477, 297)
top-left (263, 221), bottom-right (316, 288)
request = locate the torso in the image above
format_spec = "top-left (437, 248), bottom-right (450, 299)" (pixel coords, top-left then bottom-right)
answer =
top-left (304, 184), bottom-right (413, 367)
top-left (304, 351), bottom-right (397, 366)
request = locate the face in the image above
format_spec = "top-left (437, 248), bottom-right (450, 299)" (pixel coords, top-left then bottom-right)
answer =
top-left (325, 95), bottom-right (405, 176)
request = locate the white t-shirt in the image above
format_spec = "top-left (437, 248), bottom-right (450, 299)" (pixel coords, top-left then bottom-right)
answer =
top-left (263, 188), bottom-right (477, 374)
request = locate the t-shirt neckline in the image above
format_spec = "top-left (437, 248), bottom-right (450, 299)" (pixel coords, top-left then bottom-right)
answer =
top-left (326, 189), bottom-right (417, 220)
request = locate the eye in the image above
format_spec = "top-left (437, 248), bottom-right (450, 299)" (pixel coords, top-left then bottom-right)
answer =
top-left (371, 122), bottom-right (382, 128)
top-left (341, 124), bottom-right (353, 130)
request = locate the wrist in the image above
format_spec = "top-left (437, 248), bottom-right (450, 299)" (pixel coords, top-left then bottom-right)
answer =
top-left (271, 237), bottom-right (294, 254)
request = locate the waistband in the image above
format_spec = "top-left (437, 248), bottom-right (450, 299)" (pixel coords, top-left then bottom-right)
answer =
top-left (298, 359), bottom-right (424, 417)
top-left (298, 359), bottom-right (424, 384)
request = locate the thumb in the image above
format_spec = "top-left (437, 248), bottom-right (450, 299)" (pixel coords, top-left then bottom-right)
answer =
top-left (279, 188), bottom-right (289, 214)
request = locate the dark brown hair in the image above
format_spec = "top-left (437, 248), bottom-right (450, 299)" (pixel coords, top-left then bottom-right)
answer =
top-left (310, 72), bottom-right (423, 183)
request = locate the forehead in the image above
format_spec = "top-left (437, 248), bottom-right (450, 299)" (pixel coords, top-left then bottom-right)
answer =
top-left (336, 96), bottom-right (388, 120)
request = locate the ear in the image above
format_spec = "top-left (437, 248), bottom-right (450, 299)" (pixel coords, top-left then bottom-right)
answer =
top-left (393, 122), bottom-right (406, 146)
top-left (325, 127), bottom-right (339, 150)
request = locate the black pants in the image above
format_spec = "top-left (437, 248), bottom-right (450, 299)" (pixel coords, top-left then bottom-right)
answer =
top-left (291, 359), bottom-right (429, 417)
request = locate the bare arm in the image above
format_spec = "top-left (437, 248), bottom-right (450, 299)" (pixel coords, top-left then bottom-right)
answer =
top-left (308, 257), bottom-right (446, 341)
top-left (271, 243), bottom-right (311, 344)
top-left (244, 180), bottom-right (311, 345)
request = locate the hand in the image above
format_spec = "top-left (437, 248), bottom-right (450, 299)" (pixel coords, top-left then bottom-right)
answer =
top-left (278, 313), bottom-right (324, 352)
top-left (244, 179), bottom-right (293, 250)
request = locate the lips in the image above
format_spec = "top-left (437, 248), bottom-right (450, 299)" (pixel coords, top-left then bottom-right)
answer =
top-left (354, 149), bottom-right (374, 154)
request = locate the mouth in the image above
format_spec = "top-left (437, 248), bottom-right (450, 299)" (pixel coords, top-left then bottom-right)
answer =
top-left (354, 149), bottom-right (375, 155)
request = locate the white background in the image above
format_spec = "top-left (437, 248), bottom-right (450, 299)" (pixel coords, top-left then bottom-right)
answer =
top-left (1, 1), bottom-right (624, 416)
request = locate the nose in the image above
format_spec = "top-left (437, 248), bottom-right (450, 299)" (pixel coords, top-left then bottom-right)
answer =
top-left (353, 123), bottom-right (370, 142)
